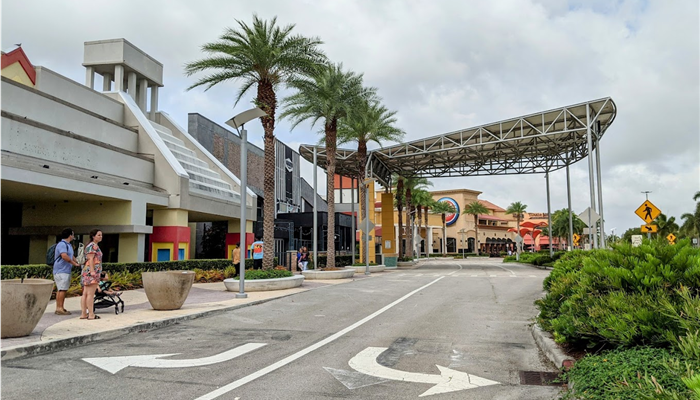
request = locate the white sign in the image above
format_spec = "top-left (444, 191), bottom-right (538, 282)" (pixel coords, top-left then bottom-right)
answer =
top-left (83, 343), bottom-right (266, 374)
top-left (348, 347), bottom-right (499, 397)
top-left (578, 207), bottom-right (600, 225)
top-left (693, 238), bottom-right (699, 245)
top-left (631, 235), bottom-right (643, 247)
top-left (385, 240), bottom-right (392, 249)
top-left (514, 235), bottom-right (523, 244)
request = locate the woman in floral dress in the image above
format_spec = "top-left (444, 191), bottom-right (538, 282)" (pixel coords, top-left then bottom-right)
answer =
top-left (80, 229), bottom-right (103, 320)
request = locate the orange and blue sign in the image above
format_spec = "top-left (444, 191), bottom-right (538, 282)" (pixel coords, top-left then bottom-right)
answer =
top-left (437, 197), bottom-right (460, 226)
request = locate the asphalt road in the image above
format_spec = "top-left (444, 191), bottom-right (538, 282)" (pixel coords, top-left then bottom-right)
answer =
top-left (2, 259), bottom-right (561, 400)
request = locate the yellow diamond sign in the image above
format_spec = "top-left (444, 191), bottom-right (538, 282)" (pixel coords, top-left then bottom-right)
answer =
top-left (641, 224), bottom-right (658, 233)
top-left (635, 200), bottom-right (661, 224)
top-left (573, 233), bottom-right (580, 243)
top-left (666, 233), bottom-right (676, 243)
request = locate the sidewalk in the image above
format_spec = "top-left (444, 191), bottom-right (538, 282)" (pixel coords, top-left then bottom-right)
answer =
top-left (1, 275), bottom-right (361, 361)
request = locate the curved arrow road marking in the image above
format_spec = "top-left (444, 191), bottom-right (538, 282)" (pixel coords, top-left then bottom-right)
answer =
top-left (348, 347), bottom-right (500, 397)
top-left (83, 343), bottom-right (267, 374)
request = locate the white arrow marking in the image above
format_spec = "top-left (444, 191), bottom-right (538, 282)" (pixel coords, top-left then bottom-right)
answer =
top-left (83, 343), bottom-right (267, 374)
top-left (348, 347), bottom-right (500, 397)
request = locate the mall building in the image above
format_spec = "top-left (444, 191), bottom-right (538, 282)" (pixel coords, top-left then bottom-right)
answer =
top-left (1, 40), bottom-right (257, 265)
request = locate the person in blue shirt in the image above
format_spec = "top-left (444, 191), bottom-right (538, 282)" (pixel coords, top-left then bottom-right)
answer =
top-left (54, 228), bottom-right (80, 315)
top-left (250, 238), bottom-right (264, 270)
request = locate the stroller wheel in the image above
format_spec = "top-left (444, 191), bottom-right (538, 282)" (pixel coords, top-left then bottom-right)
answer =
top-left (115, 307), bottom-right (119, 315)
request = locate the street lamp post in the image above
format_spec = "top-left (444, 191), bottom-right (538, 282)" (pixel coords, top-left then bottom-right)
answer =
top-left (226, 107), bottom-right (267, 299)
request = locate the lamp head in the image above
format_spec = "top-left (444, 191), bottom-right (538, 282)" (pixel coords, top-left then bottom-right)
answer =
top-left (226, 107), bottom-right (267, 130)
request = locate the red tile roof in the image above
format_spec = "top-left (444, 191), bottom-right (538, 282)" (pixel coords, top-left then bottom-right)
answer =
top-left (1, 47), bottom-right (36, 85)
top-left (478, 199), bottom-right (506, 212)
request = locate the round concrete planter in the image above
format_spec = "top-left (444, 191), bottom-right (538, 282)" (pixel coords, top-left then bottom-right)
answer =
top-left (142, 270), bottom-right (195, 310)
top-left (350, 264), bottom-right (386, 273)
top-left (302, 268), bottom-right (355, 280)
top-left (396, 261), bottom-right (415, 268)
top-left (223, 275), bottom-right (304, 292)
top-left (1, 279), bottom-right (54, 338)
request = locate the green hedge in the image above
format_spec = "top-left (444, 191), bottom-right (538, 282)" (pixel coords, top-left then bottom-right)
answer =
top-left (315, 255), bottom-right (353, 268)
top-left (0, 258), bottom-right (277, 280)
top-left (536, 239), bottom-right (700, 350)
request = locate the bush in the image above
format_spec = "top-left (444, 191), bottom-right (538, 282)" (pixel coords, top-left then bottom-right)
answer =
top-left (397, 257), bottom-right (413, 262)
top-left (536, 239), bottom-right (700, 350)
top-left (315, 255), bottom-right (353, 268)
top-left (562, 347), bottom-right (700, 400)
top-left (241, 269), bottom-right (293, 280)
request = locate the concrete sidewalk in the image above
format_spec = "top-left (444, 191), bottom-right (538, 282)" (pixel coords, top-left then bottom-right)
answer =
top-left (1, 275), bottom-right (362, 361)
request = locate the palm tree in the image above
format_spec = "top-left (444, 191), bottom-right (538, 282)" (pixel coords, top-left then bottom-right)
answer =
top-left (281, 63), bottom-right (375, 268)
top-left (403, 177), bottom-right (432, 258)
top-left (412, 189), bottom-right (432, 257)
top-left (431, 201), bottom-right (456, 256)
top-left (505, 202), bottom-right (527, 237)
top-left (464, 201), bottom-right (490, 255)
top-left (338, 96), bottom-right (405, 263)
top-left (185, 15), bottom-right (326, 269)
top-left (542, 209), bottom-right (586, 249)
top-left (653, 213), bottom-right (679, 238)
top-left (680, 191), bottom-right (700, 239)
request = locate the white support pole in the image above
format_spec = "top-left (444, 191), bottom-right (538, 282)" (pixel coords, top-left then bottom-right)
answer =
top-left (102, 73), bottom-right (112, 91)
top-left (313, 146), bottom-right (318, 270)
top-left (566, 164), bottom-right (574, 251)
top-left (364, 181), bottom-right (370, 275)
top-left (85, 66), bottom-right (95, 89)
top-left (586, 103), bottom-right (597, 248)
top-left (237, 127), bottom-right (248, 299)
top-left (127, 72), bottom-right (137, 100)
top-left (149, 86), bottom-right (159, 121)
top-left (595, 134), bottom-right (606, 248)
top-left (138, 79), bottom-right (148, 112)
top-left (351, 178), bottom-right (355, 263)
top-left (546, 172), bottom-right (553, 257)
top-left (114, 65), bottom-right (124, 92)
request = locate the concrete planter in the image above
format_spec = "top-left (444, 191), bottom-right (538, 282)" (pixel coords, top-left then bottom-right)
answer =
top-left (302, 268), bottom-right (355, 280)
top-left (223, 275), bottom-right (304, 292)
top-left (350, 264), bottom-right (386, 273)
top-left (396, 261), bottom-right (415, 268)
top-left (142, 270), bottom-right (195, 310)
top-left (1, 279), bottom-right (54, 338)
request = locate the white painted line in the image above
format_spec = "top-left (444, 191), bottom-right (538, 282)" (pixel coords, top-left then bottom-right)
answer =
top-left (349, 347), bottom-right (499, 396)
top-left (415, 274), bottom-right (424, 277)
top-left (529, 275), bottom-right (536, 278)
top-left (471, 275), bottom-right (477, 277)
top-left (195, 277), bottom-right (446, 400)
top-left (489, 275), bottom-right (497, 277)
top-left (83, 343), bottom-right (267, 374)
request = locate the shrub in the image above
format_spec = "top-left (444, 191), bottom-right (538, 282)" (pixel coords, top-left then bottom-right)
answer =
top-left (241, 269), bottom-right (293, 280)
top-left (536, 239), bottom-right (700, 350)
top-left (562, 347), bottom-right (699, 400)
top-left (397, 257), bottom-right (413, 262)
top-left (352, 262), bottom-right (376, 266)
top-left (315, 255), bottom-right (353, 268)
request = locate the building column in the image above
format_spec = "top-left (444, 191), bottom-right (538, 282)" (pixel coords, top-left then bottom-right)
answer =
top-left (85, 66), bottom-right (95, 89)
top-left (102, 73), bottom-right (112, 91)
top-left (149, 86), bottom-right (159, 120)
top-left (381, 192), bottom-right (396, 267)
top-left (427, 226), bottom-right (433, 255)
top-left (127, 72), bottom-right (137, 100)
top-left (118, 233), bottom-right (145, 262)
top-left (114, 65), bottom-right (124, 91)
top-left (226, 219), bottom-right (254, 260)
top-left (359, 181), bottom-right (376, 264)
top-left (138, 79), bottom-right (148, 112)
top-left (150, 209), bottom-right (190, 261)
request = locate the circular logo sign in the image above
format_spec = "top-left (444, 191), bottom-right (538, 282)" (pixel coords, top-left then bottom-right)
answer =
top-left (437, 197), bottom-right (460, 226)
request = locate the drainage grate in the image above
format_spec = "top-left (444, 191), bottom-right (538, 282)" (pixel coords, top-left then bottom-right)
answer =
top-left (519, 371), bottom-right (565, 386)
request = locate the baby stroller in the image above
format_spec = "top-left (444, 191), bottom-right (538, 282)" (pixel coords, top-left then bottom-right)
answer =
top-left (94, 276), bottom-right (125, 315)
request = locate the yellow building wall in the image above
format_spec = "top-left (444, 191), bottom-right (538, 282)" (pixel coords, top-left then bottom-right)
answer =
top-left (2, 62), bottom-right (35, 87)
top-left (179, 243), bottom-right (189, 260)
top-left (22, 201), bottom-right (133, 227)
top-left (153, 209), bottom-right (188, 227)
top-left (359, 182), bottom-right (376, 263)
top-left (151, 242), bottom-right (172, 262)
top-left (228, 219), bottom-right (253, 233)
top-left (118, 233), bottom-right (140, 263)
top-left (380, 193), bottom-right (396, 256)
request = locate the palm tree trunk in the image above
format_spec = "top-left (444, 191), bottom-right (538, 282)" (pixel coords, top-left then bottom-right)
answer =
top-left (357, 141), bottom-right (367, 265)
top-left (406, 188), bottom-right (412, 258)
top-left (474, 215), bottom-right (480, 255)
top-left (258, 81), bottom-right (276, 270)
top-left (325, 119), bottom-right (338, 269)
top-left (425, 206), bottom-right (429, 255)
top-left (417, 206), bottom-right (423, 257)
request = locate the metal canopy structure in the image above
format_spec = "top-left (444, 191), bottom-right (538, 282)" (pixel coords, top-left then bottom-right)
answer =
top-left (299, 97), bottom-right (616, 185)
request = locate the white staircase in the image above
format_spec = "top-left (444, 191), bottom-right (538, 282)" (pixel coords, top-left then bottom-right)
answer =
top-left (150, 122), bottom-right (238, 200)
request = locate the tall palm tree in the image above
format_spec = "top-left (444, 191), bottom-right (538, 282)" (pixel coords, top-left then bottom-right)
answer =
top-left (338, 96), bottom-right (405, 263)
top-left (431, 201), bottom-right (456, 256)
top-left (411, 189), bottom-right (432, 257)
top-left (680, 191), bottom-right (700, 239)
top-left (505, 201), bottom-right (528, 238)
top-left (543, 209), bottom-right (586, 249)
top-left (464, 201), bottom-right (490, 255)
top-left (403, 177), bottom-right (432, 258)
top-left (281, 63), bottom-right (375, 268)
top-left (185, 15), bottom-right (326, 269)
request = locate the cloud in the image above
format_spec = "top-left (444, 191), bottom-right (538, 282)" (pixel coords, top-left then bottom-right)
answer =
top-left (2, 0), bottom-right (698, 235)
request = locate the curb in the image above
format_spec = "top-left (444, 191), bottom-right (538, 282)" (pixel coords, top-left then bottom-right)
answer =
top-left (531, 323), bottom-right (575, 370)
top-left (1, 292), bottom-right (299, 362)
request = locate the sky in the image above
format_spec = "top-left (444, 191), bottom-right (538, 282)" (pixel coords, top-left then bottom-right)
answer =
top-left (3, 0), bottom-right (699, 236)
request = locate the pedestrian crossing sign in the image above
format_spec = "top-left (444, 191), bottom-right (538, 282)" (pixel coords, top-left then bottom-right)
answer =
top-left (572, 233), bottom-right (580, 244)
top-left (635, 200), bottom-right (661, 224)
top-left (666, 233), bottom-right (676, 244)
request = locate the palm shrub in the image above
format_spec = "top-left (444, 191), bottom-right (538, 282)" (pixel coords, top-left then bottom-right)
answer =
top-left (536, 239), bottom-right (700, 349)
top-left (463, 201), bottom-right (490, 255)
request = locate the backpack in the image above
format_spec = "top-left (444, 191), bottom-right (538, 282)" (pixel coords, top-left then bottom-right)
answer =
top-left (75, 243), bottom-right (86, 266)
top-left (46, 243), bottom-right (59, 266)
